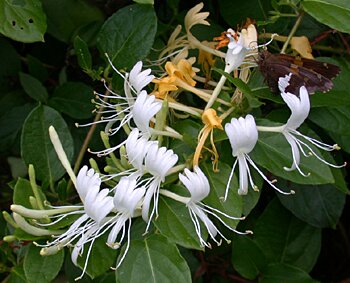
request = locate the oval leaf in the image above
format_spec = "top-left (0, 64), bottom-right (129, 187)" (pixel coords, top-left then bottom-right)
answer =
top-left (231, 235), bottom-right (267, 280)
top-left (254, 198), bottom-right (321, 272)
top-left (117, 234), bottom-right (191, 283)
top-left (75, 233), bottom-right (116, 279)
top-left (21, 105), bottom-right (74, 183)
top-left (97, 4), bottom-right (157, 69)
top-left (251, 131), bottom-right (334, 185)
top-left (0, 0), bottom-right (47, 43)
top-left (19, 72), bottom-right (48, 103)
top-left (277, 182), bottom-right (346, 228)
top-left (42, 0), bottom-right (104, 43)
top-left (155, 193), bottom-right (203, 250)
top-left (24, 244), bottom-right (64, 283)
top-left (261, 263), bottom-right (318, 283)
top-left (302, 0), bottom-right (350, 34)
top-left (202, 162), bottom-right (243, 228)
top-left (48, 82), bottom-right (94, 119)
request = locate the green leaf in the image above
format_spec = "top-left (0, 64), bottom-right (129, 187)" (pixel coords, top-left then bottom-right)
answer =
top-left (75, 233), bottom-right (116, 279)
top-left (117, 234), bottom-right (191, 283)
top-left (155, 192), bottom-right (203, 250)
top-left (0, 102), bottom-right (35, 154)
top-left (74, 36), bottom-right (92, 71)
top-left (23, 244), bottom-right (64, 283)
top-left (251, 131), bottom-right (334, 185)
top-left (0, 0), bottom-right (46, 43)
top-left (13, 178), bottom-right (34, 207)
top-left (42, 0), bottom-right (104, 43)
top-left (8, 266), bottom-right (27, 283)
top-left (0, 38), bottom-right (21, 92)
top-left (254, 198), bottom-right (321, 272)
top-left (202, 162), bottom-right (243, 228)
top-left (19, 72), bottom-right (48, 103)
top-left (302, 0), bottom-right (350, 34)
top-left (261, 263), bottom-right (318, 283)
top-left (277, 182), bottom-right (345, 228)
top-left (308, 106), bottom-right (350, 136)
top-left (27, 55), bottom-right (49, 82)
top-left (21, 105), bottom-right (74, 184)
top-left (48, 82), bottom-right (94, 119)
top-left (231, 235), bottom-right (267, 280)
top-left (97, 4), bottom-right (157, 69)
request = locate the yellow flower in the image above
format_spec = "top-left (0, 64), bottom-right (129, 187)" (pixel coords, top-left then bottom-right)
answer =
top-left (153, 59), bottom-right (198, 99)
top-left (193, 108), bottom-right (223, 172)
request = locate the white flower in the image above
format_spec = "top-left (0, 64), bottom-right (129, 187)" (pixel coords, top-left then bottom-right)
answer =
top-left (126, 61), bottom-right (155, 95)
top-left (106, 177), bottom-right (145, 268)
top-left (278, 74), bottom-right (344, 175)
top-left (77, 166), bottom-right (114, 224)
top-left (180, 166), bottom-right (248, 248)
top-left (131, 90), bottom-right (162, 136)
top-left (81, 60), bottom-right (160, 144)
top-left (142, 142), bottom-right (178, 232)
top-left (125, 128), bottom-right (154, 174)
top-left (225, 115), bottom-right (292, 197)
top-left (224, 29), bottom-right (249, 73)
top-left (37, 166), bottom-right (114, 280)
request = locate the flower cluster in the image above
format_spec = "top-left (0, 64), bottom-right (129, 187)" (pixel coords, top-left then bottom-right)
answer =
top-left (9, 2), bottom-right (345, 280)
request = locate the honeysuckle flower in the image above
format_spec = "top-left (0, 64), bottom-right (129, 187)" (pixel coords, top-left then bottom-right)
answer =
top-left (79, 59), bottom-right (160, 142)
top-left (106, 177), bottom-right (145, 268)
top-left (132, 90), bottom-right (162, 136)
top-left (193, 108), bottom-right (223, 172)
top-left (142, 142), bottom-right (179, 232)
top-left (180, 166), bottom-right (249, 248)
top-left (37, 166), bottom-right (114, 280)
top-left (277, 74), bottom-right (345, 175)
top-left (225, 115), bottom-right (293, 197)
top-left (125, 128), bottom-right (155, 175)
top-left (184, 3), bottom-right (224, 58)
top-left (127, 61), bottom-right (155, 95)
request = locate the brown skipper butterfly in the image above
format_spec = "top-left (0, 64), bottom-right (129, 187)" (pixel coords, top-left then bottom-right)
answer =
top-left (258, 50), bottom-right (341, 95)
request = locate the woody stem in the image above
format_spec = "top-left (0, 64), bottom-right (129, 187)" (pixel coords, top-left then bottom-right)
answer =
top-left (281, 11), bottom-right (305, 54)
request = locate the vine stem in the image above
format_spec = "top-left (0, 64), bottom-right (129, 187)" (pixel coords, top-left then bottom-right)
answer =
top-left (67, 89), bottom-right (110, 193)
top-left (280, 11), bottom-right (305, 54)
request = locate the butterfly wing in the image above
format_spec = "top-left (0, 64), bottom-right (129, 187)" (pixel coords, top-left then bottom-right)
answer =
top-left (258, 51), bottom-right (341, 95)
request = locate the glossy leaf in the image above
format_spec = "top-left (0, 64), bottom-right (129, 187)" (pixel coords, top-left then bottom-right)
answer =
top-left (8, 266), bottom-right (27, 283)
top-left (19, 72), bottom-right (48, 103)
top-left (21, 105), bottom-right (74, 183)
top-left (42, 0), bottom-right (104, 42)
top-left (23, 244), bottom-right (64, 283)
top-left (74, 36), bottom-right (92, 71)
top-left (0, 102), bottom-right (35, 153)
top-left (117, 234), bottom-right (191, 283)
top-left (75, 234), bottom-right (116, 279)
top-left (254, 198), bottom-right (321, 272)
top-left (277, 182), bottom-right (346, 228)
top-left (231, 235), bottom-right (267, 280)
top-left (261, 263), bottom-right (318, 283)
top-left (202, 162), bottom-right (243, 228)
top-left (251, 131), bottom-right (334, 185)
top-left (302, 0), bottom-right (350, 34)
top-left (308, 106), bottom-right (350, 136)
top-left (97, 4), bottom-right (157, 69)
top-left (155, 193), bottom-right (203, 250)
top-left (0, 0), bottom-right (46, 43)
top-left (48, 82), bottom-right (94, 119)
